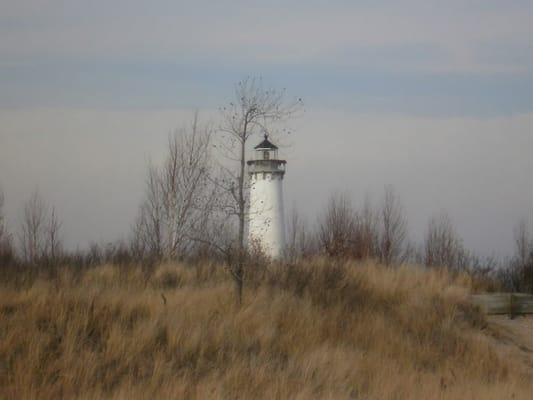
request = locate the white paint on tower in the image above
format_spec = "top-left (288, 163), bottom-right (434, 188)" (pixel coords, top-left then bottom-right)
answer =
top-left (247, 135), bottom-right (286, 258)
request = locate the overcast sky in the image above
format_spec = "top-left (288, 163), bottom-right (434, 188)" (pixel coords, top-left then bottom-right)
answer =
top-left (1, 0), bottom-right (532, 257)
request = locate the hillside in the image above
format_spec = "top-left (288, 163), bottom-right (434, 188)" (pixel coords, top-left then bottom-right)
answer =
top-left (1, 259), bottom-right (532, 399)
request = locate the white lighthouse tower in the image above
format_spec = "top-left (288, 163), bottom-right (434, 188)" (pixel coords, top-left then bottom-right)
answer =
top-left (247, 134), bottom-right (286, 258)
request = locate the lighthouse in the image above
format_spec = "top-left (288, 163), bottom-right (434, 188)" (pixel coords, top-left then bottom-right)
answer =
top-left (247, 134), bottom-right (286, 258)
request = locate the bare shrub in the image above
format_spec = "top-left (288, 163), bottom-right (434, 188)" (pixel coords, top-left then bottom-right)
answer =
top-left (502, 220), bottom-right (533, 292)
top-left (131, 165), bottom-right (164, 260)
top-left (353, 197), bottom-right (380, 260)
top-left (132, 114), bottom-right (216, 262)
top-left (18, 190), bottom-right (63, 265)
top-left (46, 207), bottom-right (63, 263)
top-left (318, 193), bottom-right (357, 258)
top-left (378, 185), bottom-right (407, 265)
top-left (317, 193), bottom-right (392, 262)
top-left (0, 190), bottom-right (14, 265)
top-left (285, 206), bottom-right (317, 261)
top-left (19, 190), bottom-right (47, 264)
top-left (424, 212), bottom-right (469, 270)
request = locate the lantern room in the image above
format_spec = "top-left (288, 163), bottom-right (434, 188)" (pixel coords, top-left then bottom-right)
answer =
top-left (254, 134), bottom-right (279, 160)
top-left (247, 134), bottom-right (286, 176)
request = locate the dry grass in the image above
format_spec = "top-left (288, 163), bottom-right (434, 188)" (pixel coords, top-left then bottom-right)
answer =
top-left (1, 259), bottom-right (532, 399)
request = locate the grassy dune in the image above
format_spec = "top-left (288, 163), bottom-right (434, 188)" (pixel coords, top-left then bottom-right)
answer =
top-left (1, 259), bottom-right (532, 399)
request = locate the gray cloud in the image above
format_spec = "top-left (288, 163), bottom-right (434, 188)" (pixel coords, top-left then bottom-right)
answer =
top-left (2, 0), bottom-right (533, 73)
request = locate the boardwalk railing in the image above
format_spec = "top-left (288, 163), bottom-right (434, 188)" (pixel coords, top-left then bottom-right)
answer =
top-left (471, 293), bottom-right (533, 317)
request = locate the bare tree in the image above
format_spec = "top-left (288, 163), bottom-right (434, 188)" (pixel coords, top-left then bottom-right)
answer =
top-left (354, 197), bottom-right (379, 260)
top-left (378, 186), bottom-right (407, 266)
top-left (46, 207), bottom-right (63, 263)
top-left (162, 119), bottom-right (215, 259)
top-left (514, 220), bottom-right (531, 269)
top-left (132, 114), bottom-right (216, 262)
top-left (19, 191), bottom-right (47, 264)
top-left (0, 189), bottom-right (14, 264)
top-left (217, 77), bottom-right (302, 303)
top-left (424, 212), bottom-right (468, 270)
top-left (0, 190), bottom-right (6, 245)
top-left (285, 206), bottom-right (316, 262)
top-left (318, 193), bottom-right (357, 258)
top-left (19, 190), bottom-right (63, 265)
top-left (131, 165), bottom-right (164, 260)
top-left (506, 220), bottom-right (533, 292)
top-left (317, 194), bottom-right (382, 261)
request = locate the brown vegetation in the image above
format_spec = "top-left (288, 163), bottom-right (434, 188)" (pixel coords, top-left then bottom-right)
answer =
top-left (1, 259), bottom-right (532, 399)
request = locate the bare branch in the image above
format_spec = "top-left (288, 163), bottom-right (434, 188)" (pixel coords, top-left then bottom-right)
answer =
top-left (18, 190), bottom-right (63, 265)
top-left (132, 114), bottom-right (217, 263)
top-left (378, 186), bottom-right (407, 266)
top-left (424, 212), bottom-right (467, 270)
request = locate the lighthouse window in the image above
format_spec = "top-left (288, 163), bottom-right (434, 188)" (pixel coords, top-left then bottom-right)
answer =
top-left (263, 150), bottom-right (270, 160)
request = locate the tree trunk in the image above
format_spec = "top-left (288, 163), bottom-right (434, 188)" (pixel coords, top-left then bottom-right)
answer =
top-left (234, 125), bottom-right (247, 305)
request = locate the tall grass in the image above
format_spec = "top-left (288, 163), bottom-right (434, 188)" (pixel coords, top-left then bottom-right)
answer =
top-left (1, 259), bottom-right (531, 399)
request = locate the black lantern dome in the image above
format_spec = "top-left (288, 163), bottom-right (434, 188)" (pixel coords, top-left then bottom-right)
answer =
top-left (254, 134), bottom-right (278, 150)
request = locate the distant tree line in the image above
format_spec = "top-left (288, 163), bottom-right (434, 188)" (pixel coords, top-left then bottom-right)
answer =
top-left (2, 171), bottom-right (532, 296)
top-left (1, 78), bottom-right (532, 299)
